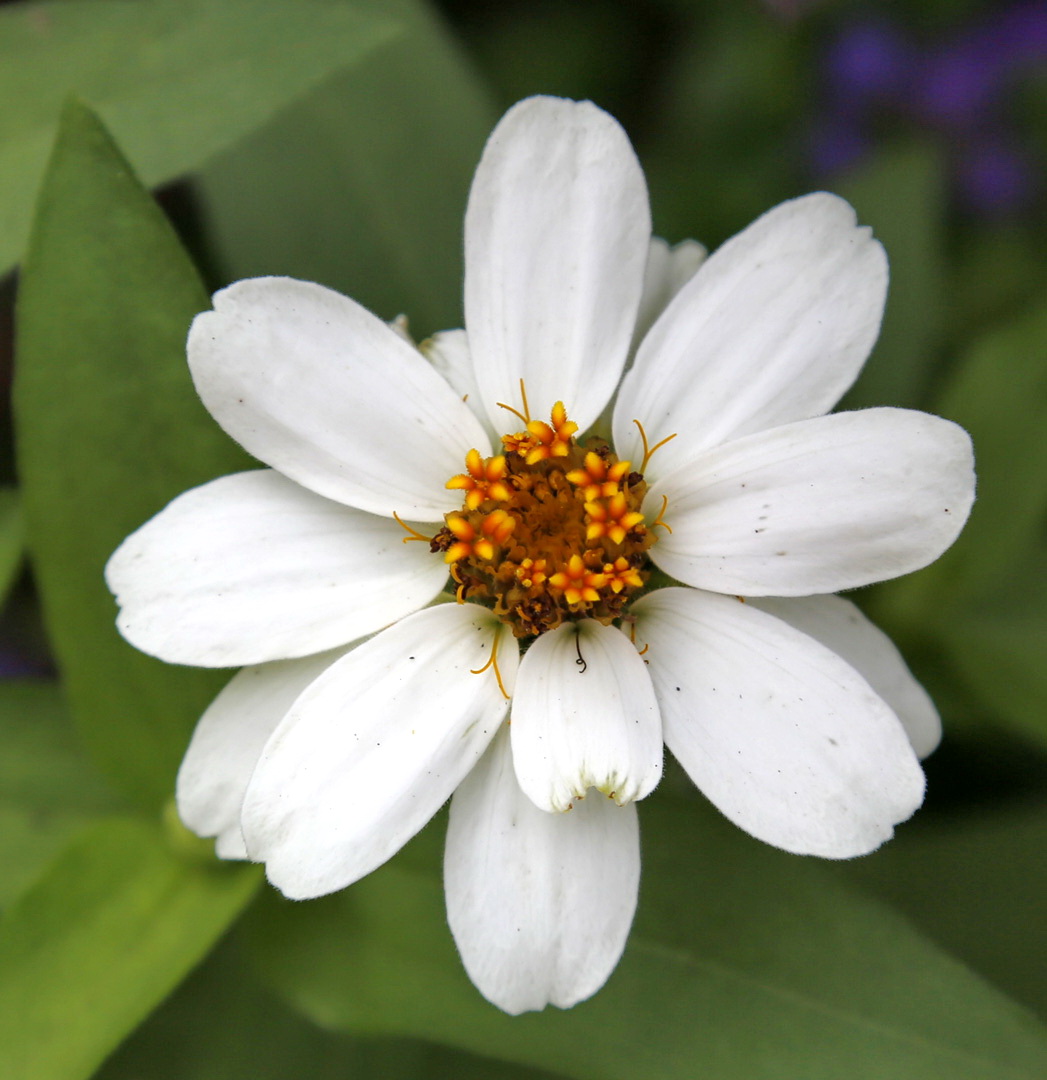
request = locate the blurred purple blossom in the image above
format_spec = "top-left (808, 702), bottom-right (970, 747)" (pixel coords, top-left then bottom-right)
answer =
top-left (811, 2), bottom-right (1047, 215)
top-left (913, 38), bottom-right (1006, 128)
top-left (825, 20), bottom-right (914, 108)
top-left (956, 137), bottom-right (1038, 214)
top-left (807, 113), bottom-right (871, 175)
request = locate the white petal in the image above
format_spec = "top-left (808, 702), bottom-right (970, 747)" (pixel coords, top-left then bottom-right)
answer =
top-left (650, 408), bottom-right (975, 596)
top-left (177, 648), bottom-right (348, 859)
top-left (106, 470), bottom-right (449, 667)
top-left (614, 193), bottom-right (888, 480)
top-left (465, 96), bottom-right (651, 435)
top-left (240, 604), bottom-right (517, 899)
top-left (633, 588), bottom-right (925, 857)
top-left (420, 329), bottom-right (496, 440)
top-left (750, 595), bottom-right (941, 758)
top-left (188, 277), bottom-right (491, 520)
top-left (510, 619), bottom-right (662, 812)
top-left (445, 727), bottom-right (639, 1014)
top-left (215, 830), bottom-right (251, 861)
top-left (630, 237), bottom-right (706, 354)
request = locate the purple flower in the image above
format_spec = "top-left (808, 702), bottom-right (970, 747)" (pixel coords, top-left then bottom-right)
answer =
top-left (955, 136), bottom-right (1037, 214)
top-left (825, 20), bottom-right (913, 107)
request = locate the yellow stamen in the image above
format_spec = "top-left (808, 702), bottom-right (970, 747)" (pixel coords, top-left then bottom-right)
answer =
top-left (626, 619), bottom-right (650, 656)
top-left (650, 493), bottom-right (673, 534)
top-left (470, 632), bottom-right (510, 699)
top-left (449, 564), bottom-right (468, 604)
top-left (496, 377), bottom-right (533, 427)
top-left (392, 512), bottom-right (431, 544)
top-left (633, 418), bottom-right (678, 474)
top-left (497, 401), bottom-right (530, 426)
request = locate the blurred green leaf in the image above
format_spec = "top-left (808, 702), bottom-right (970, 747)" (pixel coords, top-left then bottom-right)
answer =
top-left (0, 487), bottom-right (24, 606)
top-left (931, 295), bottom-right (1047, 603)
top-left (98, 939), bottom-right (568, 1080)
top-left (195, 0), bottom-right (497, 336)
top-left (0, 0), bottom-right (398, 272)
top-left (841, 799), bottom-right (1047, 1021)
top-left (868, 292), bottom-right (1047, 701)
top-left (947, 227), bottom-right (1047, 346)
top-left (14, 100), bottom-right (251, 808)
top-left (0, 680), bottom-right (122, 909)
top-left (837, 142), bottom-right (949, 410)
top-left (642, 1), bottom-right (807, 246)
top-left (246, 798), bottom-right (1047, 1080)
top-left (0, 817), bottom-right (259, 1080)
top-left (939, 601), bottom-right (1047, 747)
top-left (456, 1), bottom-right (643, 114)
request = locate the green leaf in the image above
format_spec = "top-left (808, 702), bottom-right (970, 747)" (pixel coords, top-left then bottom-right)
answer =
top-left (195, 0), bottom-right (497, 336)
top-left (842, 799), bottom-right (1047, 1022)
top-left (946, 226), bottom-right (1047, 347)
top-left (0, 817), bottom-right (259, 1080)
top-left (14, 100), bottom-right (250, 808)
top-left (642, 2), bottom-right (806, 246)
top-left (0, 487), bottom-right (24, 607)
top-left (929, 296), bottom-right (1047, 604)
top-left (837, 142), bottom-right (949, 410)
top-left (98, 940), bottom-right (569, 1080)
top-left (0, 680), bottom-right (122, 909)
top-left (864, 290), bottom-right (1047, 668)
top-left (0, 0), bottom-right (398, 272)
top-left (939, 602), bottom-right (1047, 746)
top-left (246, 798), bottom-right (1047, 1080)
top-left (902, 296), bottom-right (1047, 742)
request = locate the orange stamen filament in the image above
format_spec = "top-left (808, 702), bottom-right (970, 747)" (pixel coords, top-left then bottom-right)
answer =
top-left (496, 377), bottom-right (532, 426)
top-left (626, 619), bottom-right (650, 656)
top-left (650, 493), bottom-right (673, 534)
top-left (392, 512), bottom-right (431, 544)
top-left (633, 418), bottom-right (678, 474)
top-left (496, 401), bottom-right (529, 426)
top-left (470, 632), bottom-right (510, 699)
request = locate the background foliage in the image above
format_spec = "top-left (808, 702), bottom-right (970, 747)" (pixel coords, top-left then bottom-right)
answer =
top-left (0, 0), bottom-right (1045, 1077)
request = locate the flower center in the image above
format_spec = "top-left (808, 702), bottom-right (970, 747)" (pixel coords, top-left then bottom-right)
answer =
top-left (431, 401), bottom-right (665, 639)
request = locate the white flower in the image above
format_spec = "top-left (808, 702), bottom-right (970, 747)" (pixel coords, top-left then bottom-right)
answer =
top-left (105, 96), bottom-right (975, 1014)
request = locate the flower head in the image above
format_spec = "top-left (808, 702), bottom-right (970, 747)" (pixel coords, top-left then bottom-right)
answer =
top-left (106, 96), bottom-right (975, 1014)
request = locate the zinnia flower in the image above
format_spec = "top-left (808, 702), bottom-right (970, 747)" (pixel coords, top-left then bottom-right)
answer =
top-left (106, 96), bottom-right (975, 1014)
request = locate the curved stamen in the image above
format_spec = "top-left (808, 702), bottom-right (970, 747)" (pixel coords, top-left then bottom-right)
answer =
top-left (496, 377), bottom-right (532, 426)
top-left (632, 418), bottom-right (678, 474)
top-left (626, 618), bottom-right (650, 657)
top-left (650, 493), bottom-right (673, 534)
top-left (392, 512), bottom-right (431, 544)
top-left (470, 632), bottom-right (510, 699)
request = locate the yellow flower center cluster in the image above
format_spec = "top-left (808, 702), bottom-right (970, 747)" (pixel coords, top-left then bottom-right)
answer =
top-left (434, 402), bottom-right (659, 638)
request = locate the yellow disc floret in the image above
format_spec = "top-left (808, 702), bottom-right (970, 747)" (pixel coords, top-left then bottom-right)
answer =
top-left (501, 401), bottom-right (579, 464)
top-left (445, 449), bottom-right (512, 510)
top-left (566, 451), bottom-right (633, 501)
top-left (429, 401), bottom-right (666, 638)
top-left (584, 491), bottom-right (646, 546)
